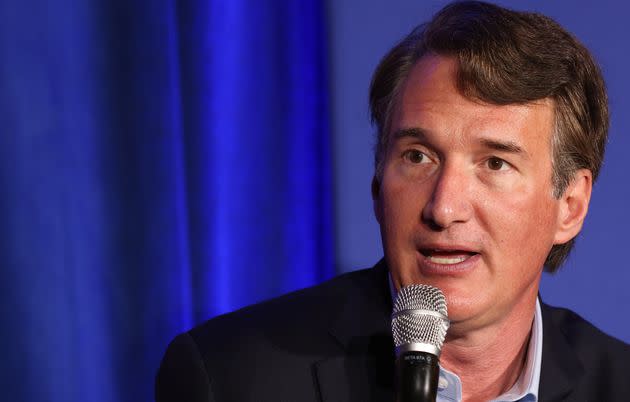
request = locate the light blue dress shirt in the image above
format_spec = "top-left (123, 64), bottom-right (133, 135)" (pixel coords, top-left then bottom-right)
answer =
top-left (435, 300), bottom-right (542, 402)
top-left (389, 276), bottom-right (542, 402)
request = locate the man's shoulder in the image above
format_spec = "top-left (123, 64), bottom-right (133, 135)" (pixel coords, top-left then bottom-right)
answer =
top-left (542, 302), bottom-right (630, 357)
top-left (156, 263), bottom-right (391, 401)
top-left (540, 302), bottom-right (630, 401)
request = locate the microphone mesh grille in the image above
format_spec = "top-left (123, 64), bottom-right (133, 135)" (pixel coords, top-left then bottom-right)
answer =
top-left (391, 284), bottom-right (449, 351)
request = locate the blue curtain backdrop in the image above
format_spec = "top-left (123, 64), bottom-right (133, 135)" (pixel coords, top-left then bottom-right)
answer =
top-left (0, 1), bottom-right (333, 401)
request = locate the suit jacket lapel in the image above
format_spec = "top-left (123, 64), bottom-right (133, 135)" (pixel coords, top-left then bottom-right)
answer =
top-left (539, 302), bottom-right (584, 402)
top-left (313, 260), bottom-right (395, 402)
top-left (312, 268), bottom-right (591, 402)
top-left (314, 278), bottom-right (588, 402)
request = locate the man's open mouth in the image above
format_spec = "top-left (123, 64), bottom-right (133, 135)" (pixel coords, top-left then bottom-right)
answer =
top-left (419, 249), bottom-right (479, 265)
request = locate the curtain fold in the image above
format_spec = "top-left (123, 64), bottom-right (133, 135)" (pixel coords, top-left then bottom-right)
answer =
top-left (0, 1), bottom-right (333, 401)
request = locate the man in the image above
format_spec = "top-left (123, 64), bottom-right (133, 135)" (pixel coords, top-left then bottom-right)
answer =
top-left (156, 2), bottom-right (630, 401)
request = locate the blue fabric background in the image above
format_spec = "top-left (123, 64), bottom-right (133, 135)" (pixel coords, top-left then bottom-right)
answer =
top-left (0, 1), bottom-right (332, 401)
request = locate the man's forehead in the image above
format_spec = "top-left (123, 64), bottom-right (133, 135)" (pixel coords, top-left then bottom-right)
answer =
top-left (399, 54), bottom-right (555, 112)
top-left (392, 59), bottom-right (554, 137)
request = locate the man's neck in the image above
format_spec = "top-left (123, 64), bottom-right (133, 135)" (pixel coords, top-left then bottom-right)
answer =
top-left (439, 298), bottom-right (536, 402)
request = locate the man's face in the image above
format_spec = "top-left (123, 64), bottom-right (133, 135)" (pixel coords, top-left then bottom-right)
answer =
top-left (374, 55), bottom-right (571, 335)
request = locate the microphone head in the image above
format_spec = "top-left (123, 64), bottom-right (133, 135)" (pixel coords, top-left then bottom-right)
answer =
top-left (391, 284), bottom-right (450, 357)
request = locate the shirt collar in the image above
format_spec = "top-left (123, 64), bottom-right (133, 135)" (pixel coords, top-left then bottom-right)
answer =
top-left (388, 274), bottom-right (542, 401)
top-left (490, 298), bottom-right (542, 402)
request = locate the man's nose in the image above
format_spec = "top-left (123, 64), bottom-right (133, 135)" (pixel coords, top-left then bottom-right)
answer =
top-left (421, 163), bottom-right (473, 229)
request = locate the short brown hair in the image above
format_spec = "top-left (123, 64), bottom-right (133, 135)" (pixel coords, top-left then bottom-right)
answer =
top-left (369, 1), bottom-right (609, 272)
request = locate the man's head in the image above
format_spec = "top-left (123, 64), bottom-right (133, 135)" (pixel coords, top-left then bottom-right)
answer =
top-left (370, 1), bottom-right (607, 334)
top-left (370, 1), bottom-right (608, 273)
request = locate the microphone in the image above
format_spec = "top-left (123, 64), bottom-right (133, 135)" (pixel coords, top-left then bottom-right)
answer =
top-left (391, 284), bottom-right (450, 402)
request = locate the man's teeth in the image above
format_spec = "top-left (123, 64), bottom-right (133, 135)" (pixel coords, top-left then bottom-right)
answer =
top-left (427, 255), bottom-right (467, 264)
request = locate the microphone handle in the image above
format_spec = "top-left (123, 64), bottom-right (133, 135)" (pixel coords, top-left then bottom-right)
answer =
top-left (395, 351), bottom-right (439, 402)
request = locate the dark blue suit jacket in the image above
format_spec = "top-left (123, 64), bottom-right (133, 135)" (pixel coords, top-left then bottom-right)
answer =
top-left (156, 261), bottom-right (630, 401)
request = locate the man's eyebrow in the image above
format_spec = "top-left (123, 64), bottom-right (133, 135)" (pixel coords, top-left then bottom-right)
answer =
top-left (479, 138), bottom-right (526, 156)
top-left (393, 127), bottom-right (428, 140)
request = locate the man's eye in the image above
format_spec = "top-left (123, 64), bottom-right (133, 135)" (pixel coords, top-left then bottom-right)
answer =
top-left (403, 150), bottom-right (428, 164)
top-left (487, 157), bottom-right (509, 171)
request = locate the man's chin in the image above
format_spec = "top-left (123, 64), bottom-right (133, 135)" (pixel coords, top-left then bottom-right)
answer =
top-left (440, 292), bottom-right (488, 326)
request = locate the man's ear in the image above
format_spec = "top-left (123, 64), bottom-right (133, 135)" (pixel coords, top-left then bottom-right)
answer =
top-left (553, 169), bottom-right (593, 245)
top-left (372, 175), bottom-right (382, 224)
